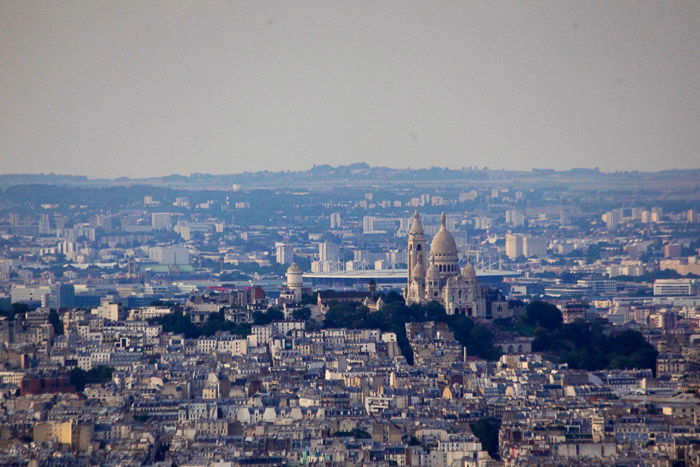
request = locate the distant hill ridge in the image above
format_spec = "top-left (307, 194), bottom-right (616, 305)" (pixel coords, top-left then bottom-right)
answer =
top-left (1, 164), bottom-right (699, 189)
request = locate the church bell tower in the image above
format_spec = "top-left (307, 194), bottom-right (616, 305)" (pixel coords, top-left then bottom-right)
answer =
top-left (406, 210), bottom-right (427, 303)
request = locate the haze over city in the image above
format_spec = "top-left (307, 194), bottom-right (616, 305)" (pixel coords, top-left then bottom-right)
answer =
top-left (2, 2), bottom-right (700, 466)
top-left (2, 1), bottom-right (700, 177)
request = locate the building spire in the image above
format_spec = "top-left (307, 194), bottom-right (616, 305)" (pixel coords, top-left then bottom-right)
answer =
top-left (440, 212), bottom-right (446, 228)
top-left (410, 209), bottom-right (424, 235)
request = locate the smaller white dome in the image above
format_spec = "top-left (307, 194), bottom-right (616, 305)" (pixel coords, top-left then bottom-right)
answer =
top-left (462, 262), bottom-right (476, 279)
top-left (409, 209), bottom-right (424, 235)
top-left (427, 262), bottom-right (439, 280)
top-left (412, 261), bottom-right (426, 279)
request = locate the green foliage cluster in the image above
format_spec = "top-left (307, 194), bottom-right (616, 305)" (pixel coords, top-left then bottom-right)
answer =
top-left (495, 300), bottom-right (657, 371)
top-left (252, 308), bottom-right (285, 325)
top-left (323, 295), bottom-right (501, 364)
top-left (70, 365), bottom-right (114, 391)
top-left (0, 303), bottom-right (32, 321)
top-left (470, 418), bottom-right (501, 460)
top-left (332, 428), bottom-right (371, 439)
top-left (291, 307), bottom-right (311, 321)
top-left (300, 293), bottom-right (318, 305)
top-left (150, 310), bottom-right (250, 339)
top-left (48, 309), bottom-right (64, 335)
top-left (533, 321), bottom-right (658, 371)
top-left (522, 301), bottom-right (563, 330)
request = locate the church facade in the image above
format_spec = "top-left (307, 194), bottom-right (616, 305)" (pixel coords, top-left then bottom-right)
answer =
top-left (405, 211), bottom-right (487, 317)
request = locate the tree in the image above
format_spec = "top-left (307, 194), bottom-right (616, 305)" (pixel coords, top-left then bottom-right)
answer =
top-left (150, 310), bottom-right (250, 338)
top-left (323, 303), bottom-right (369, 329)
top-left (292, 307), bottom-right (311, 321)
top-left (150, 310), bottom-right (199, 338)
top-left (524, 301), bottom-right (562, 330)
top-left (470, 418), bottom-right (501, 460)
top-left (252, 308), bottom-right (285, 325)
top-left (322, 299), bottom-right (500, 363)
top-left (532, 318), bottom-right (657, 371)
top-left (381, 291), bottom-right (404, 304)
top-left (70, 365), bottom-right (114, 391)
top-left (0, 303), bottom-right (31, 321)
top-left (300, 292), bottom-right (318, 305)
top-left (200, 311), bottom-right (250, 337)
top-left (48, 309), bottom-right (64, 335)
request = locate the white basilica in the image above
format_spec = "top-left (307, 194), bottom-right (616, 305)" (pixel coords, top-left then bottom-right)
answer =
top-left (405, 210), bottom-right (487, 317)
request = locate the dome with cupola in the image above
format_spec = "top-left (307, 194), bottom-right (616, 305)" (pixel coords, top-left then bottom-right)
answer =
top-left (426, 261), bottom-right (440, 281)
top-left (430, 213), bottom-right (458, 258)
top-left (412, 261), bottom-right (426, 279)
top-left (409, 209), bottom-right (424, 235)
top-left (462, 262), bottom-right (476, 280)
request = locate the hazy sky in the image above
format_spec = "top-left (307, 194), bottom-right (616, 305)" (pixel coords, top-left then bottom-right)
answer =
top-left (2, 1), bottom-right (699, 177)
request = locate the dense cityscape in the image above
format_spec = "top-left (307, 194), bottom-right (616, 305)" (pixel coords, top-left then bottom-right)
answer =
top-left (0, 166), bottom-right (698, 465)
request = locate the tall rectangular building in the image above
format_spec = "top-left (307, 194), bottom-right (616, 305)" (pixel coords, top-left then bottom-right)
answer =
top-left (275, 242), bottom-right (294, 265)
top-left (148, 246), bottom-right (190, 265)
top-left (319, 241), bottom-right (340, 263)
top-left (151, 213), bottom-right (173, 231)
top-left (523, 236), bottom-right (547, 258)
top-left (602, 210), bottom-right (621, 230)
top-left (505, 234), bottom-right (524, 260)
top-left (505, 210), bottom-right (525, 227)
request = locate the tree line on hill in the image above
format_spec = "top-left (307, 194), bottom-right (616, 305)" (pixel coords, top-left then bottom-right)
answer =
top-left (495, 301), bottom-right (658, 372)
top-left (149, 309), bottom-right (251, 339)
top-left (149, 295), bottom-right (656, 372)
top-left (323, 292), bottom-right (502, 364)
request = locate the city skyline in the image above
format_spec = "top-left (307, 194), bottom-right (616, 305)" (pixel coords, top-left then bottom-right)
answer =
top-left (2, 1), bottom-right (700, 464)
top-left (4, 163), bottom-right (700, 179)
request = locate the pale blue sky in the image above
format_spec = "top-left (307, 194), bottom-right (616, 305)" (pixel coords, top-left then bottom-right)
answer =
top-left (2, 1), bottom-right (699, 177)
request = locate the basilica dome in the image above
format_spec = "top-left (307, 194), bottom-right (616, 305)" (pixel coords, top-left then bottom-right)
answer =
top-left (430, 213), bottom-right (458, 257)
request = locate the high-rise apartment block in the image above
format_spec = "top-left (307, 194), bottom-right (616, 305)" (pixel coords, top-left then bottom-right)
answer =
top-left (275, 242), bottom-right (294, 265)
top-left (148, 246), bottom-right (190, 265)
top-left (523, 236), bottom-right (547, 258)
top-left (602, 209), bottom-right (623, 230)
top-left (506, 234), bottom-right (546, 259)
top-left (151, 213), bottom-right (173, 231)
top-left (505, 234), bottom-right (524, 260)
top-left (319, 242), bottom-right (340, 263)
top-left (505, 210), bottom-right (525, 227)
